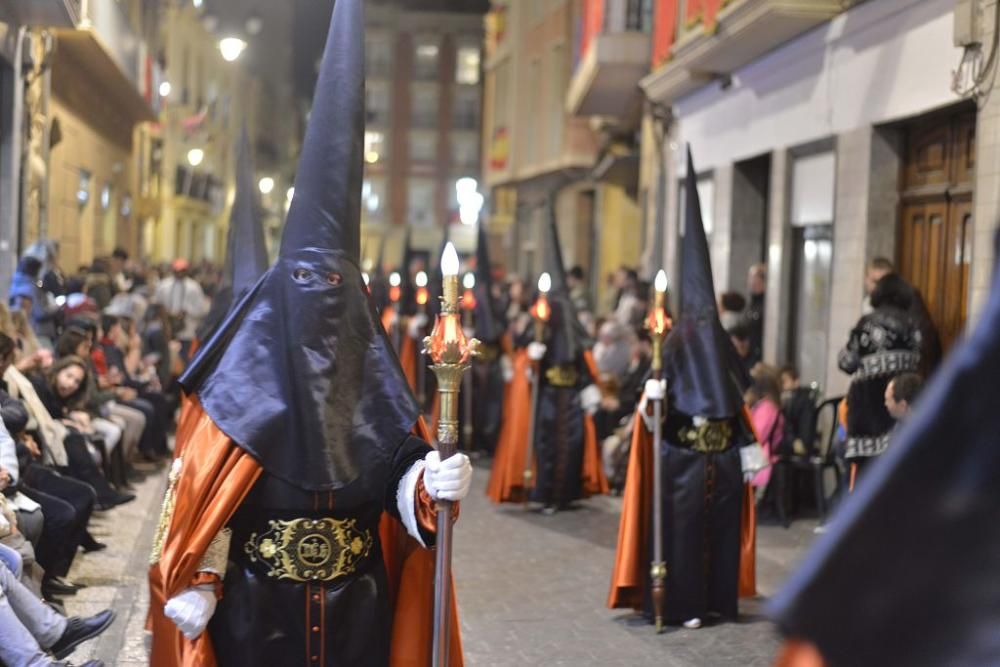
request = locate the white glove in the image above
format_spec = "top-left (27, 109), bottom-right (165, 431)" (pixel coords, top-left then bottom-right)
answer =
top-left (527, 342), bottom-right (547, 361)
top-left (501, 355), bottom-right (514, 382)
top-left (637, 393), bottom-right (654, 432)
top-left (644, 379), bottom-right (666, 400)
top-left (407, 314), bottom-right (429, 339)
top-left (463, 326), bottom-right (475, 339)
top-left (165, 584), bottom-right (217, 640)
top-left (423, 450), bottom-right (473, 501)
top-left (580, 384), bottom-right (602, 415)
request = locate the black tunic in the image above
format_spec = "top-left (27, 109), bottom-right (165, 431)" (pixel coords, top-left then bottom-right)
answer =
top-left (646, 412), bottom-right (752, 623)
top-left (209, 435), bottom-right (430, 667)
top-left (530, 357), bottom-right (590, 508)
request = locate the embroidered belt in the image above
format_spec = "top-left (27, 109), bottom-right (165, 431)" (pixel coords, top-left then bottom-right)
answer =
top-left (678, 421), bottom-right (733, 453)
top-left (545, 365), bottom-right (578, 387)
top-left (242, 517), bottom-right (374, 583)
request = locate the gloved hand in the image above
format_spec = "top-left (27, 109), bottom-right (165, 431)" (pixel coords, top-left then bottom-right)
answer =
top-left (644, 379), bottom-right (666, 401)
top-left (580, 384), bottom-right (602, 415)
top-left (500, 355), bottom-right (514, 382)
top-left (527, 342), bottom-right (547, 361)
top-left (165, 584), bottom-right (217, 640)
top-left (423, 450), bottom-right (473, 501)
top-left (463, 326), bottom-right (475, 340)
top-left (407, 314), bottom-right (429, 339)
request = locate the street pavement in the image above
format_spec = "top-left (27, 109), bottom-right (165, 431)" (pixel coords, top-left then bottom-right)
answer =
top-left (59, 460), bottom-right (818, 665)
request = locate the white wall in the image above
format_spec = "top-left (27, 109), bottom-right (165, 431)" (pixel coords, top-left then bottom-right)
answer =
top-left (673, 0), bottom-right (963, 171)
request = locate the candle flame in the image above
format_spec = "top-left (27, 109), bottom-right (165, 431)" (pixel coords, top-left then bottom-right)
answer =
top-left (441, 243), bottom-right (460, 277)
top-left (415, 271), bottom-right (428, 288)
top-left (538, 272), bottom-right (551, 294)
top-left (389, 272), bottom-right (401, 287)
top-left (655, 270), bottom-right (667, 293)
top-left (463, 272), bottom-right (476, 290)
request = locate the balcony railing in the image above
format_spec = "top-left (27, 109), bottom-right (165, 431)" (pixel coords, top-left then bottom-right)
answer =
top-left (642, 0), bottom-right (851, 106)
top-left (567, 0), bottom-right (652, 119)
top-left (80, 0), bottom-right (140, 88)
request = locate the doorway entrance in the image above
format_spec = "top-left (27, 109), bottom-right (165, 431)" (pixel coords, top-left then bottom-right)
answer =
top-left (898, 105), bottom-right (975, 353)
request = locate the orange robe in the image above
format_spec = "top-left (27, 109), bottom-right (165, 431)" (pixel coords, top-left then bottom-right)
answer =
top-left (486, 349), bottom-right (608, 503)
top-left (148, 399), bottom-right (463, 666)
top-left (607, 403), bottom-right (757, 610)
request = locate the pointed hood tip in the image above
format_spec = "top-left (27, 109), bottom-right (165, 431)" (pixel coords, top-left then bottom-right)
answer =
top-left (279, 0), bottom-right (365, 262)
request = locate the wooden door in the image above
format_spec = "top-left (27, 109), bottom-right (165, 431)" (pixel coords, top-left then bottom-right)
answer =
top-left (898, 108), bottom-right (976, 352)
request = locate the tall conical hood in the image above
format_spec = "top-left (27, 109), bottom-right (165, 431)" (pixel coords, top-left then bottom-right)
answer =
top-left (196, 127), bottom-right (270, 341)
top-left (662, 148), bottom-right (748, 419)
top-left (473, 221), bottom-right (504, 343)
top-left (279, 0), bottom-right (364, 260)
top-left (180, 0), bottom-right (420, 491)
top-left (768, 231), bottom-right (1000, 666)
top-left (542, 198), bottom-right (593, 365)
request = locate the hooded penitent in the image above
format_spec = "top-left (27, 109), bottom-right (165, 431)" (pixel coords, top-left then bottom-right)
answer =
top-left (179, 0), bottom-right (419, 492)
top-left (540, 197), bottom-right (594, 364)
top-left (194, 127), bottom-right (270, 343)
top-left (607, 147), bottom-right (757, 621)
top-left (664, 149), bottom-right (750, 418)
top-left (770, 231), bottom-right (1000, 667)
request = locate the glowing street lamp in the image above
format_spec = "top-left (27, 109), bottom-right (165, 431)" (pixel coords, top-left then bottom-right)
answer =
top-left (219, 37), bottom-right (247, 62)
top-left (159, 81), bottom-right (172, 98)
top-left (187, 148), bottom-right (204, 167)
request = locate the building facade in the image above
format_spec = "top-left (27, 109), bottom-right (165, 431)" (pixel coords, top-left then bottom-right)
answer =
top-left (483, 0), bottom-right (653, 308)
top-left (338, 0), bottom-right (487, 269)
top-left (641, 0), bottom-right (996, 395)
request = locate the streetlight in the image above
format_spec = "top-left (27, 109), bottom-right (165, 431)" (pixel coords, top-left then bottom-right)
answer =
top-left (456, 177), bottom-right (484, 225)
top-left (219, 37), bottom-right (247, 62)
top-left (159, 81), bottom-right (172, 98)
top-left (187, 148), bottom-right (204, 167)
top-left (258, 176), bottom-right (275, 195)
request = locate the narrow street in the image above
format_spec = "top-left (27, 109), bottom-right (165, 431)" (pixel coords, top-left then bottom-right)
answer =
top-left (60, 462), bottom-right (816, 666)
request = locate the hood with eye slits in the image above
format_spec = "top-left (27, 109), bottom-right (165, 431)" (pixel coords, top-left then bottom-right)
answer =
top-left (179, 0), bottom-right (420, 491)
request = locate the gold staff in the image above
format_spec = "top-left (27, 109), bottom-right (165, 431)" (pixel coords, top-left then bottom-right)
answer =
top-left (522, 272), bottom-right (551, 503)
top-left (461, 272), bottom-right (477, 451)
top-left (415, 269), bottom-right (429, 410)
top-left (424, 243), bottom-right (478, 667)
top-left (647, 269), bottom-right (672, 633)
top-left (389, 271), bottom-right (402, 352)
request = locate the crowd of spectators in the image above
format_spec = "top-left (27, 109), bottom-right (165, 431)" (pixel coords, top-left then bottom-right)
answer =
top-left (1, 240), bottom-right (214, 666)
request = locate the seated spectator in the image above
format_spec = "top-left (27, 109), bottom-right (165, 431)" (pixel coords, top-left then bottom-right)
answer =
top-left (746, 364), bottom-right (784, 499)
top-left (779, 365), bottom-right (817, 458)
top-left (30, 356), bottom-right (134, 510)
top-left (885, 372), bottom-right (923, 422)
top-left (0, 556), bottom-right (113, 667)
top-left (593, 320), bottom-right (634, 384)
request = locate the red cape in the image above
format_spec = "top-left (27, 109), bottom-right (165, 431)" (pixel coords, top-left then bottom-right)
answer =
top-left (487, 349), bottom-right (608, 503)
top-left (148, 399), bottom-right (463, 666)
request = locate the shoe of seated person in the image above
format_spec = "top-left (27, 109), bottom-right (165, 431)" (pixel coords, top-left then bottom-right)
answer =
top-left (42, 576), bottom-right (78, 598)
top-left (50, 609), bottom-right (116, 660)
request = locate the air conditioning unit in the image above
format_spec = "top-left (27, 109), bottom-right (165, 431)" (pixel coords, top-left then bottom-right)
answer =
top-left (954, 0), bottom-right (980, 48)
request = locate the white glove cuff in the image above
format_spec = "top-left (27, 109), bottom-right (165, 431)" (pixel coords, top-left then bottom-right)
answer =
top-left (396, 459), bottom-right (428, 547)
top-left (638, 395), bottom-right (655, 432)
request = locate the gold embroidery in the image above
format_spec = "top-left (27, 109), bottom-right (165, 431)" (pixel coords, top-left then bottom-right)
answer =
top-left (544, 365), bottom-right (578, 388)
top-left (678, 421), bottom-right (733, 453)
top-left (197, 528), bottom-right (232, 577)
top-left (243, 517), bottom-right (373, 582)
top-left (149, 458), bottom-right (183, 566)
